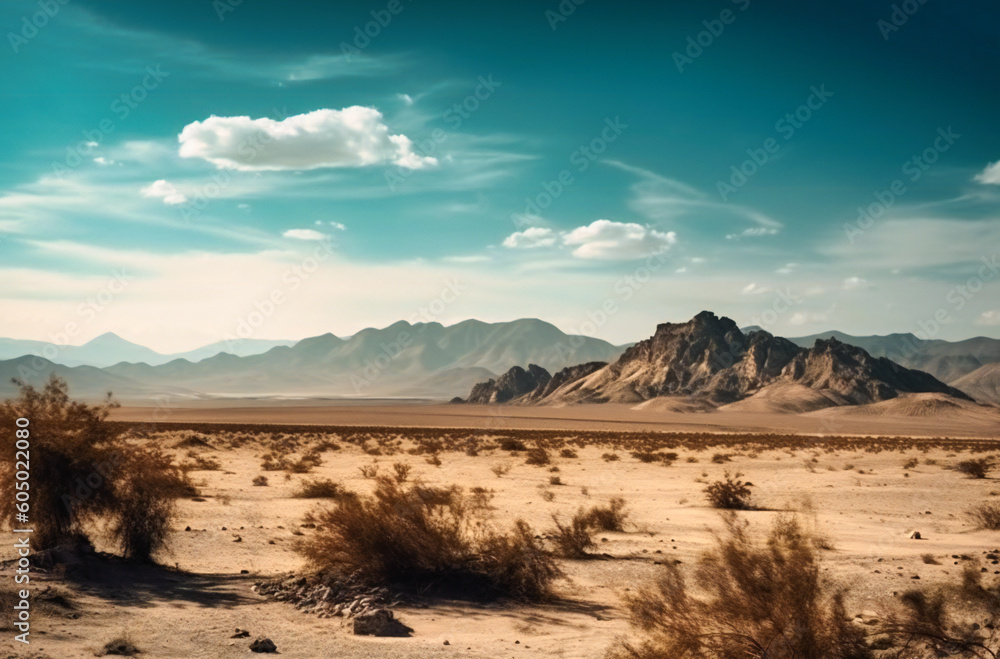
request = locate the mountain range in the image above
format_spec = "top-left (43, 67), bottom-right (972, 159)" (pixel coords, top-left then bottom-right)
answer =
top-left (0, 333), bottom-right (295, 368)
top-left (458, 311), bottom-right (991, 410)
top-left (0, 319), bottom-right (624, 401)
top-left (1, 316), bottom-right (999, 404)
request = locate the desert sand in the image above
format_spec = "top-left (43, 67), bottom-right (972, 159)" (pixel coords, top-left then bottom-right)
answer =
top-left (3, 405), bottom-right (1000, 658)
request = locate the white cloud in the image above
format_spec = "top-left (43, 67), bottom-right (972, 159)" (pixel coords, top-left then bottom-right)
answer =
top-left (975, 161), bottom-right (1000, 185)
top-left (843, 276), bottom-right (873, 290)
top-left (93, 156), bottom-right (115, 166)
top-left (283, 229), bottom-right (328, 241)
top-left (776, 263), bottom-right (798, 275)
top-left (502, 227), bottom-right (557, 249)
top-left (140, 179), bottom-right (188, 205)
top-left (178, 107), bottom-right (438, 172)
top-left (397, 93), bottom-right (414, 106)
top-left (328, 221), bottom-right (347, 231)
top-left (977, 311), bottom-right (1000, 326)
top-left (562, 220), bottom-right (676, 260)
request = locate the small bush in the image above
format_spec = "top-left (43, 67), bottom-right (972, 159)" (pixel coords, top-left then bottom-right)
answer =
top-left (499, 437), bottom-right (526, 452)
top-left (252, 475), bottom-right (269, 486)
top-left (525, 448), bottom-right (550, 466)
top-left (296, 477), bottom-right (559, 601)
top-left (98, 633), bottom-right (141, 656)
top-left (609, 514), bottom-right (870, 659)
top-left (704, 471), bottom-right (755, 510)
top-left (549, 510), bottom-right (594, 558)
top-left (293, 478), bottom-right (344, 499)
top-left (969, 502), bottom-right (1000, 530)
top-left (602, 453), bottom-right (620, 462)
top-left (957, 458), bottom-right (993, 479)
top-left (559, 448), bottom-right (578, 459)
top-left (491, 462), bottom-right (512, 478)
top-left (711, 452), bottom-right (732, 464)
top-left (549, 476), bottom-right (562, 486)
top-left (903, 458), bottom-right (919, 470)
top-left (584, 497), bottom-right (629, 532)
top-left (392, 462), bottom-right (412, 483)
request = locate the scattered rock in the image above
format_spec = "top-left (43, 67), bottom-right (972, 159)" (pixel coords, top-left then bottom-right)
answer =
top-left (249, 638), bottom-right (277, 653)
top-left (353, 609), bottom-right (413, 637)
top-left (231, 629), bottom-right (250, 639)
top-left (908, 531), bottom-right (922, 540)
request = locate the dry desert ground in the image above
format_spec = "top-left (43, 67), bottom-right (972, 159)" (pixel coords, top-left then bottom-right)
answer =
top-left (3, 401), bottom-right (1000, 658)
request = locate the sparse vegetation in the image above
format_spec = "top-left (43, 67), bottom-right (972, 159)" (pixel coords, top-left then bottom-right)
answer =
top-left (957, 458), bottom-right (993, 479)
top-left (969, 502), bottom-right (1000, 530)
top-left (0, 376), bottom-right (188, 560)
top-left (583, 497), bottom-right (629, 532)
top-left (293, 478), bottom-right (345, 499)
top-left (609, 514), bottom-right (870, 659)
top-left (704, 471), bottom-right (755, 510)
top-left (549, 509), bottom-right (595, 558)
top-left (296, 477), bottom-right (560, 601)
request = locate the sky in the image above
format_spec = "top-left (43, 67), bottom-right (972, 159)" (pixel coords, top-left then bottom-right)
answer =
top-left (1, 0), bottom-right (999, 352)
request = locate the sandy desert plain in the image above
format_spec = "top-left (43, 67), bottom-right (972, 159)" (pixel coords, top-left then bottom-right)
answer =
top-left (1, 398), bottom-right (999, 658)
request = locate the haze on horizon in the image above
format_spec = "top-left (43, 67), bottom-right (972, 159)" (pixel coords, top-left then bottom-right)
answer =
top-left (1, 0), bottom-right (999, 353)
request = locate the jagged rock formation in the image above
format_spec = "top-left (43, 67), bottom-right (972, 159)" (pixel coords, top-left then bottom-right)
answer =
top-left (463, 364), bottom-right (551, 403)
top-left (782, 337), bottom-right (971, 405)
top-left (458, 311), bottom-right (975, 409)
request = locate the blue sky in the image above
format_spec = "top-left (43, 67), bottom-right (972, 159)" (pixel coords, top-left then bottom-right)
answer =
top-left (1, 0), bottom-right (999, 351)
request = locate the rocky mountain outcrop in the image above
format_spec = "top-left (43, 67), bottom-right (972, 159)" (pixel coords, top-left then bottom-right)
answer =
top-left (463, 364), bottom-right (551, 403)
top-left (781, 337), bottom-right (972, 404)
top-left (459, 311), bottom-right (976, 409)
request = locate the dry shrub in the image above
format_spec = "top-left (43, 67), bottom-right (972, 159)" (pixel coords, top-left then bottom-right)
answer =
top-left (525, 448), bottom-right (550, 466)
top-left (560, 448), bottom-right (578, 459)
top-left (705, 471), bottom-right (755, 510)
top-left (883, 565), bottom-right (1000, 657)
top-left (968, 502), bottom-right (1000, 530)
top-left (98, 632), bottom-right (140, 656)
top-left (550, 509), bottom-right (594, 558)
top-left (491, 462), bottom-right (512, 478)
top-left (499, 437), bottom-right (526, 452)
top-left (610, 514), bottom-right (870, 659)
top-left (585, 497), bottom-right (629, 532)
top-left (252, 475), bottom-right (268, 486)
top-left (296, 477), bottom-right (559, 601)
top-left (957, 458), bottom-right (993, 479)
top-left (602, 453), bottom-right (620, 462)
top-left (0, 376), bottom-right (187, 560)
top-left (293, 478), bottom-right (345, 499)
top-left (392, 462), bottom-right (412, 483)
